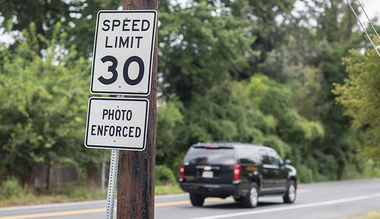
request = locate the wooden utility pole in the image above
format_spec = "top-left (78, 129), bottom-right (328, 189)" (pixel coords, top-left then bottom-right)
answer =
top-left (117, 0), bottom-right (158, 218)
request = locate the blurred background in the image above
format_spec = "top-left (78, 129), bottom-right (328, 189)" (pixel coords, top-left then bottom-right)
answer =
top-left (0, 0), bottom-right (380, 213)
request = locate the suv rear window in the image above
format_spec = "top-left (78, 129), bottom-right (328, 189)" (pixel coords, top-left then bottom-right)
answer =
top-left (184, 147), bottom-right (235, 165)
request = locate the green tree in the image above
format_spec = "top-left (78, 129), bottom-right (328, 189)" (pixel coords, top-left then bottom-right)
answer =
top-left (158, 2), bottom-right (254, 103)
top-left (276, 0), bottom-right (365, 180)
top-left (0, 0), bottom-right (121, 56)
top-left (314, 0), bottom-right (358, 42)
top-left (0, 24), bottom-right (106, 183)
top-left (333, 46), bottom-right (380, 162)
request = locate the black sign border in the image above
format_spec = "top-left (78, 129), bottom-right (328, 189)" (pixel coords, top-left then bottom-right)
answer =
top-left (84, 97), bottom-right (149, 151)
top-left (90, 10), bottom-right (157, 96)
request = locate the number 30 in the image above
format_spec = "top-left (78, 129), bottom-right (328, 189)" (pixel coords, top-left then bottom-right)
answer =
top-left (98, 55), bottom-right (144, 86)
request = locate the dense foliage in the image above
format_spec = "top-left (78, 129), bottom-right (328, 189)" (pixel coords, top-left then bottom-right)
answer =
top-left (334, 45), bottom-right (380, 163)
top-left (0, 0), bottom-right (378, 186)
top-left (0, 24), bottom-right (107, 183)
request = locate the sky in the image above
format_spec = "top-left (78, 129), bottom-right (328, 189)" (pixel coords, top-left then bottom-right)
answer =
top-left (362, 0), bottom-right (380, 19)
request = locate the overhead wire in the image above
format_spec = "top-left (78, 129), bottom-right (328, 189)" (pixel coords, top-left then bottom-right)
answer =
top-left (355, 0), bottom-right (380, 41)
top-left (345, 0), bottom-right (380, 58)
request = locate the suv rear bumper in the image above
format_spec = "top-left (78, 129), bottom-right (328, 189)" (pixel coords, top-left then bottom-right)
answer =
top-left (180, 182), bottom-right (240, 198)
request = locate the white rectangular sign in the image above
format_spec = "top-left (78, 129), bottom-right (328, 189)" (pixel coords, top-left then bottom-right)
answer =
top-left (84, 97), bottom-right (149, 151)
top-left (90, 10), bottom-right (157, 95)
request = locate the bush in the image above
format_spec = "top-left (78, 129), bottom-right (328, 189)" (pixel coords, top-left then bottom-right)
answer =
top-left (1, 177), bottom-right (24, 198)
top-left (171, 152), bottom-right (185, 179)
top-left (297, 165), bottom-right (314, 183)
top-left (362, 160), bottom-right (380, 178)
top-left (155, 165), bottom-right (177, 186)
top-left (340, 164), bottom-right (362, 180)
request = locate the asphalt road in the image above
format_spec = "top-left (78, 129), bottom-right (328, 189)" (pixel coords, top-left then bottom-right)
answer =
top-left (1, 178), bottom-right (380, 219)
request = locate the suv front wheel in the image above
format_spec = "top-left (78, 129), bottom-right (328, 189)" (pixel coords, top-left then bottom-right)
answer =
top-left (190, 193), bottom-right (205, 207)
top-left (283, 180), bottom-right (297, 203)
top-left (243, 183), bottom-right (259, 208)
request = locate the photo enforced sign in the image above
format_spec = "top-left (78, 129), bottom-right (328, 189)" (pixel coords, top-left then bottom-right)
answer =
top-left (91, 10), bottom-right (157, 95)
top-left (85, 97), bottom-right (149, 150)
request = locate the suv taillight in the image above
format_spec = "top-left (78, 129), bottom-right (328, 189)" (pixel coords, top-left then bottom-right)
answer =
top-left (234, 164), bottom-right (241, 181)
top-left (180, 163), bottom-right (185, 181)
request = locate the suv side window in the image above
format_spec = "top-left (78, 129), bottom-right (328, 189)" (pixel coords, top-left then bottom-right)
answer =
top-left (269, 150), bottom-right (283, 166)
top-left (260, 150), bottom-right (271, 165)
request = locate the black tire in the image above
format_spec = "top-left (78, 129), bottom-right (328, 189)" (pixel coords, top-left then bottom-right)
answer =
top-left (190, 193), bottom-right (205, 207)
top-left (283, 180), bottom-right (297, 203)
top-left (243, 183), bottom-right (259, 208)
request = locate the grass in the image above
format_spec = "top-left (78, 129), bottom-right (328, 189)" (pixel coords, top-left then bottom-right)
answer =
top-left (155, 184), bottom-right (183, 195)
top-left (0, 185), bottom-right (106, 207)
top-left (348, 210), bottom-right (380, 219)
top-left (0, 183), bottom-right (184, 207)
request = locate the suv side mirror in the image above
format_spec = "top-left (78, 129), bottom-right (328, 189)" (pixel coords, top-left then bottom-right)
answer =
top-left (284, 159), bottom-right (291, 165)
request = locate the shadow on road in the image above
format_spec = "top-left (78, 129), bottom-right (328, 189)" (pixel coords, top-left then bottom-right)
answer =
top-left (202, 201), bottom-right (283, 209)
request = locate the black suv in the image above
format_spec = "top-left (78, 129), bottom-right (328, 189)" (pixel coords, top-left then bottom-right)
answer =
top-left (179, 143), bottom-right (297, 208)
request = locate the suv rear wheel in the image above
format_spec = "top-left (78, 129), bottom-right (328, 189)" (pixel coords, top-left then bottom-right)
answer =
top-left (190, 193), bottom-right (205, 207)
top-left (243, 183), bottom-right (259, 208)
top-left (283, 180), bottom-right (297, 203)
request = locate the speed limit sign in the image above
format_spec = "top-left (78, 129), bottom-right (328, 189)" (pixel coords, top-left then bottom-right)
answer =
top-left (90, 10), bottom-right (157, 95)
